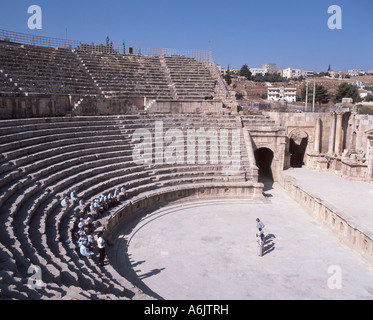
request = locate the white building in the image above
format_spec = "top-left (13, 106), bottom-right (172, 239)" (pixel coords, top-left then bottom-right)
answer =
top-left (281, 68), bottom-right (314, 79)
top-left (301, 70), bottom-right (314, 77)
top-left (262, 63), bottom-right (277, 74)
top-left (282, 68), bottom-right (302, 79)
top-left (250, 67), bottom-right (266, 76)
top-left (268, 86), bottom-right (297, 103)
top-left (359, 89), bottom-right (372, 99)
top-left (355, 81), bottom-right (366, 89)
top-left (329, 71), bottom-right (347, 79)
top-left (249, 63), bottom-right (277, 76)
top-left (348, 69), bottom-right (364, 76)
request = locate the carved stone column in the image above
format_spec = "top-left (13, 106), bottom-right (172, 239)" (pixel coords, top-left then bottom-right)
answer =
top-left (328, 112), bottom-right (336, 154)
top-left (314, 117), bottom-right (322, 153)
top-left (334, 112), bottom-right (343, 155)
top-left (367, 137), bottom-right (373, 180)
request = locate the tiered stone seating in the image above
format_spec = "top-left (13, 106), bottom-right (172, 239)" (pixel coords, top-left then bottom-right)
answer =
top-left (240, 114), bottom-right (278, 128)
top-left (0, 41), bottom-right (220, 103)
top-left (0, 70), bottom-right (20, 94)
top-left (76, 51), bottom-right (173, 100)
top-left (0, 114), bottom-right (260, 299)
top-left (0, 41), bottom-right (100, 96)
top-left (164, 56), bottom-right (216, 100)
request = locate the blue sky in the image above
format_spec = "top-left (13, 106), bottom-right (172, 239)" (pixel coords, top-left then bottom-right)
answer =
top-left (0, 0), bottom-right (372, 72)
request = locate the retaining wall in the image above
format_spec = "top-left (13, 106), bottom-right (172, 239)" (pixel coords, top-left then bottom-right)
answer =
top-left (278, 171), bottom-right (373, 265)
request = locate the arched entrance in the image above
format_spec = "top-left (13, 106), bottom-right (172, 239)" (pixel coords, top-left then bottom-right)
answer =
top-left (254, 147), bottom-right (274, 182)
top-left (289, 130), bottom-right (308, 168)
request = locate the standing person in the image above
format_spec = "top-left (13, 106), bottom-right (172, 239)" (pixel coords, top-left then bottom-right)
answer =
top-left (258, 230), bottom-right (265, 256)
top-left (256, 218), bottom-right (264, 231)
top-left (96, 231), bottom-right (106, 267)
top-left (256, 226), bottom-right (265, 246)
top-left (255, 217), bottom-right (266, 254)
top-left (255, 218), bottom-right (265, 247)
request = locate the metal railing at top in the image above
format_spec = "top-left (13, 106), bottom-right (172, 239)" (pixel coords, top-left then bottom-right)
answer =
top-left (0, 29), bottom-right (214, 63)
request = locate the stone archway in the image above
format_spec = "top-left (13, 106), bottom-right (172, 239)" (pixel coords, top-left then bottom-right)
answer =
top-left (254, 147), bottom-right (274, 182)
top-left (289, 129), bottom-right (309, 168)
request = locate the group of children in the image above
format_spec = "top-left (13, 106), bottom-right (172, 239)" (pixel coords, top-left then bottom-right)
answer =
top-left (62, 186), bottom-right (128, 266)
top-left (61, 186), bottom-right (128, 214)
top-left (75, 227), bottom-right (109, 267)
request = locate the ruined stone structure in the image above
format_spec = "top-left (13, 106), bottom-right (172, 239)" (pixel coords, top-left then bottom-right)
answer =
top-left (0, 30), bottom-right (372, 299)
top-left (266, 101), bottom-right (373, 182)
top-left (0, 35), bottom-right (232, 119)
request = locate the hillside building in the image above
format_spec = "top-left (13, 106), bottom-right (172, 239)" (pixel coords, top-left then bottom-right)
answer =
top-left (281, 68), bottom-right (314, 79)
top-left (249, 63), bottom-right (277, 76)
top-left (267, 86), bottom-right (297, 103)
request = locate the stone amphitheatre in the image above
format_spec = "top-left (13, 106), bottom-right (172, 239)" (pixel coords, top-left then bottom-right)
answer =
top-left (1, 29), bottom-right (373, 300)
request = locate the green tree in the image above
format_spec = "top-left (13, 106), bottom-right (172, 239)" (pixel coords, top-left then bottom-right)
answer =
top-left (364, 94), bottom-right (373, 102)
top-left (300, 84), bottom-right (330, 105)
top-left (357, 104), bottom-right (373, 115)
top-left (314, 84), bottom-right (331, 105)
top-left (239, 64), bottom-right (252, 80)
top-left (252, 72), bottom-right (285, 82)
top-left (224, 65), bottom-right (232, 86)
top-left (334, 83), bottom-right (361, 103)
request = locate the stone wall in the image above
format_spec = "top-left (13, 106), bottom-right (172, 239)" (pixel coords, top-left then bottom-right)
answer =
top-left (0, 96), bottom-right (225, 118)
top-left (266, 111), bottom-right (373, 181)
top-left (147, 99), bottom-right (224, 114)
top-left (74, 97), bottom-right (142, 116)
top-left (266, 110), bottom-right (373, 161)
top-left (265, 112), bottom-right (333, 154)
top-left (346, 113), bottom-right (373, 156)
top-left (279, 171), bottom-right (373, 265)
top-left (0, 95), bottom-right (70, 119)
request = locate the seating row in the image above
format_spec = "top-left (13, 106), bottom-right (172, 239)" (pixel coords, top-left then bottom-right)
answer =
top-left (0, 42), bottom-right (99, 96)
top-left (0, 114), bottom-right (261, 299)
top-left (0, 41), bottom-right (219, 102)
top-left (164, 56), bottom-right (216, 100)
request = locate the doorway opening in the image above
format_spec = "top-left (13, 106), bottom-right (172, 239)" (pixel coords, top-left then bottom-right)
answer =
top-left (254, 147), bottom-right (274, 184)
top-left (289, 131), bottom-right (308, 168)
